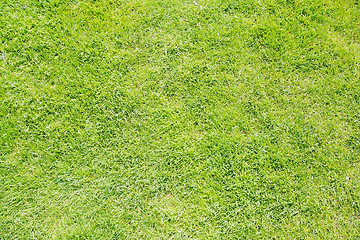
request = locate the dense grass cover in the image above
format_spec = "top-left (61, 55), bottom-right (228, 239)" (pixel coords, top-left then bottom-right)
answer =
top-left (1, 0), bottom-right (359, 238)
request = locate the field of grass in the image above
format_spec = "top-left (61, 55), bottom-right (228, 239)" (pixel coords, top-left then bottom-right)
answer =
top-left (1, 0), bottom-right (360, 238)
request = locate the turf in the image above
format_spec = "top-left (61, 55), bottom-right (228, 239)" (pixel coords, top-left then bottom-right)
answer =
top-left (1, 0), bottom-right (360, 239)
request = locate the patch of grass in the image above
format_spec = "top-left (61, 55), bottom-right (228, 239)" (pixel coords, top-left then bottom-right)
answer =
top-left (1, 0), bottom-right (359, 238)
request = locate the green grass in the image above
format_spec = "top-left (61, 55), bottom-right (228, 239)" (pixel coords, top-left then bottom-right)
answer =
top-left (1, 0), bottom-right (360, 238)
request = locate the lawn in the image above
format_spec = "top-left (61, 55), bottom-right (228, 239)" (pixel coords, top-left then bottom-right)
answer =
top-left (1, 0), bottom-right (359, 238)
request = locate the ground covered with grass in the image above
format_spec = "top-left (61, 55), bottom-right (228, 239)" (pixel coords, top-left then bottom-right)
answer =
top-left (1, 0), bottom-right (360, 238)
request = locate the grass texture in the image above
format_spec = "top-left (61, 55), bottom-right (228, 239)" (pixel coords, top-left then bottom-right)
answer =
top-left (1, 0), bottom-right (360, 238)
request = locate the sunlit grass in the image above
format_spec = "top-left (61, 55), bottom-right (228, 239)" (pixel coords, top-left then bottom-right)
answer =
top-left (1, 0), bottom-right (359, 238)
